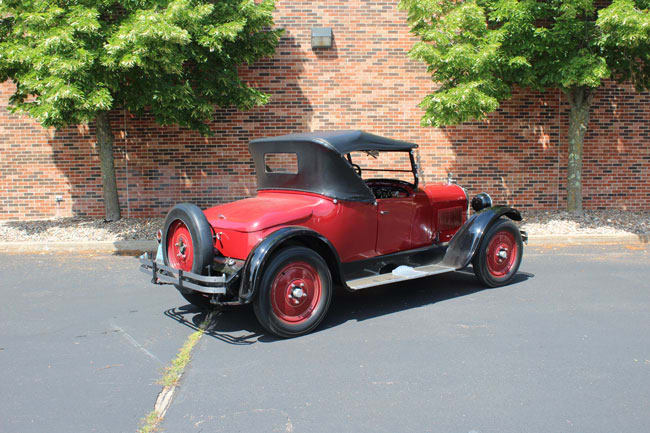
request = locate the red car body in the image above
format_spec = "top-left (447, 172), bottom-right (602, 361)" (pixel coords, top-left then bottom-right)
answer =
top-left (203, 184), bottom-right (466, 263)
top-left (141, 131), bottom-right (525, 337)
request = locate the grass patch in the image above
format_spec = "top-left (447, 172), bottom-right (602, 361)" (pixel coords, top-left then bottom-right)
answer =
top-left (137, 411), bottom-right (161, 433)
top-left (136, 312), bottom-right (214, 432)
top-left (160, 329), bottom-right (204, 387)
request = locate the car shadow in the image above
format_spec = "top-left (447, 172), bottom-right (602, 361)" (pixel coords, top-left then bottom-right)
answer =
top-left (164, 304), bottom-right (263, 346)
top-left (318, 269), bottom-right (533, 333)
top-left (163, 268), bottom-right (534, 345)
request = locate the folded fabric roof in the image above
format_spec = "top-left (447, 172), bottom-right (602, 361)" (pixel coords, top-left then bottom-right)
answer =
top-left (250, 130), bottom-right (417, 154)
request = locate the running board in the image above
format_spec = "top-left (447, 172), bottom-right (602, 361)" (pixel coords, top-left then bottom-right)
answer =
top-left (345, 263), bottom-right (456, 290)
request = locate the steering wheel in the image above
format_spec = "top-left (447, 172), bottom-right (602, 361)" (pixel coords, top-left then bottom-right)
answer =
top-left (351, 163), bottom-right (362, 177)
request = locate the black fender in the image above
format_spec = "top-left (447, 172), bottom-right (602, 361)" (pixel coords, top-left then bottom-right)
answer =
top-left (441, 206), bottom-right (522, 270)
top-left (238, 226), bottom-right (343, 303)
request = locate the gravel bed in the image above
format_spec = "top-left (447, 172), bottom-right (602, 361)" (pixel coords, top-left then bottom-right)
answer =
top-left (0, 217), bottom-right (164, 242)
top-left (0, 210), bottom-right (648, 243)
top-left (519, 210), bottom-right (649, 236)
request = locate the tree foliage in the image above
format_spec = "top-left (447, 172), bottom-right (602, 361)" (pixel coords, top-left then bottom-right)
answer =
top-left (0, 0), bottom-right (281, 220)
top-left (0, 0), bottom-right (282, 134)
top-left (399, 0), bottom-right (650, 127)
top-left (400, 0), bottom-right (649, 212)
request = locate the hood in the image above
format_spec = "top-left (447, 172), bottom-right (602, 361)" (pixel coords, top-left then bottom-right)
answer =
top-left (203, 192), bottom-right (324, 233)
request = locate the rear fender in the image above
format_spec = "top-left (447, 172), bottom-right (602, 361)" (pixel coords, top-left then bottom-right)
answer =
top-left (238, 226), bottom-right (343, 303)
top-left (441, 206), bottom-right (522, 270)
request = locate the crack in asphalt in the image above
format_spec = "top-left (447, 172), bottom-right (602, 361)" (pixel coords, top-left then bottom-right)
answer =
top-left (137, 310), bottom-right (216, 433)
top-left (109, 321), bottom-right (163, 365)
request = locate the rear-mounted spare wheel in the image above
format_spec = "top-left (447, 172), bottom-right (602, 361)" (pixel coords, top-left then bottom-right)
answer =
top-left (162, 203), bottom-right (214, 309)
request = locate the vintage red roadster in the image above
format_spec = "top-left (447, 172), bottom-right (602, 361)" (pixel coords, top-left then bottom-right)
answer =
top-left (141, 131), bottom-right (526, 337)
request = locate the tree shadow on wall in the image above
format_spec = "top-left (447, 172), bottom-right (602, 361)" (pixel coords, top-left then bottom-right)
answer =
top-left (39, 32), bottom-right (313, 221)
top-left (439, 88), bottom-right (564, 212)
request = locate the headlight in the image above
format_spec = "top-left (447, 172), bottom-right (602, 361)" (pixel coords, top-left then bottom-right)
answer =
top-left (471, 192), bottom-right (492, 212)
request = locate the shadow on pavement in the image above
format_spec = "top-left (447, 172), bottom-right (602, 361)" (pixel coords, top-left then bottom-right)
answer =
top-left (164, 269), bottom-right (534, 345)
top-left (164, 304), bottom-right (263, 345)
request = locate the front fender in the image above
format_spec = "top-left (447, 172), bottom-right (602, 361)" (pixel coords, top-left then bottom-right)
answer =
top-left (238, 226), bottom-right (343, 303)
top-left (441, 206), bottom-right (522, 270)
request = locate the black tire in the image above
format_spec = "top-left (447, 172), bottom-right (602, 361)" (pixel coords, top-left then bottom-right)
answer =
top-left (178, 291), bottom-right (213, 310)
top-left (254, 246), bottom-right (332, 338)
top-left (162, 203), bottom-right (214, 309)
top-left (472, 218), bottom-right (523, 287)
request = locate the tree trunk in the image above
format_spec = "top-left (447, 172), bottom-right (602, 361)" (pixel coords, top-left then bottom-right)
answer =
top-left (566, 86), bottom-right (594, 215)
top-left (95, 111), bottom-right (121, 221)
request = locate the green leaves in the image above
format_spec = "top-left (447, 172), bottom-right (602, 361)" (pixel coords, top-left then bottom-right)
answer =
top-left (66, 5), bottom-right (101, 33)
top-left (400, 0), bottom-right (650, 125)
top-left (400, 0), bottom-right (516, 125)
top-left (0, 1), bottom-right (104, 125)
top-left (0, 0), bottom-right (281, 133)
top-left (559, 50), bottom-right (609, 88)
top-left (419, 81), bottom-right (502, 126)
top-left (597, 0), bottom-right (650, 89)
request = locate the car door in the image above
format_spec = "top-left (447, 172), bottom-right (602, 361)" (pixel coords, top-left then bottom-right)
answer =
top-left (376, 196), bottom-right (416, 255)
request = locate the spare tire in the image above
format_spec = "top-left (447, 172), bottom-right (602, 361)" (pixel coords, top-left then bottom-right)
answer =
top-left (162, 203), bottom-right (214, 275)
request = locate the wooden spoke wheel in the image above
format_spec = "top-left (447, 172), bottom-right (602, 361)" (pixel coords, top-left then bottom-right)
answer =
top-left (162, 203), bottom-right (215, 309)
top-left (473, 218), bottom-right (523, 287)
top-left (254, 246), bottom-right (332, 338)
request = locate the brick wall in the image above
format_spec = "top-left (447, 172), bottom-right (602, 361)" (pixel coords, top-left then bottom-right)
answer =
top-left (1, 1), bottom-right (649, 220)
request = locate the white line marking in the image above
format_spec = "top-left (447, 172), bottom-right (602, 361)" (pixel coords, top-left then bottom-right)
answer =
top-left (109, 321), bottom-right (163, 365)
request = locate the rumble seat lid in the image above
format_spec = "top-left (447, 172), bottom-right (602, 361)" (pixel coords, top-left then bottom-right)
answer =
top-left (203, 193), bottom-right (319, 233)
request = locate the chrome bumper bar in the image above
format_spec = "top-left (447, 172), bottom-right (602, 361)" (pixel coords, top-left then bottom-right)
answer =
top-left (520, 230), bottom-right (528, 244)
top-left (139, 253), bottom-right (227, 295)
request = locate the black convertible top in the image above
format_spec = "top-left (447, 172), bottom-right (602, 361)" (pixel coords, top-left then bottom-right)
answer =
top-left (250, 130), bottom-right (417, 154)
top-left (249, 130), bottom-right (417, 203)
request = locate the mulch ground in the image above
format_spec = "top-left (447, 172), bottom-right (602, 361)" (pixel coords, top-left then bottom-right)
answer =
top-left (1, 210), bottom-right (648, 243)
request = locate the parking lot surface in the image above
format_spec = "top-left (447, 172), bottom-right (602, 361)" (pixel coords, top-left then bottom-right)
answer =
top-left (0, 244), bottom-right (648, 433)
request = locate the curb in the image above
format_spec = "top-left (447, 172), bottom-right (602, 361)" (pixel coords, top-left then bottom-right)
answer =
top-left (0, 233), bottom-right (647, 254)
top-left (0, 240), bottom-right (157, 254)
top-left (527, 233), bottom-right (648, 246)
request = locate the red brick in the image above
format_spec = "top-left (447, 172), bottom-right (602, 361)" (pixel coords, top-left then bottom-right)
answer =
top-left (0, 1), bottom-right (648, 220)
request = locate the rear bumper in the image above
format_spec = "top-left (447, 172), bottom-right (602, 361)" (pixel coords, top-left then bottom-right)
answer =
top-left (520, 230), bottom-right (528, 244)
top-left (139, 253), bottom-right (227, 295)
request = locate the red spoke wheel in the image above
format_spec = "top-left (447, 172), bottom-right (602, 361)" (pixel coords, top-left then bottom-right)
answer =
top-left (271, 261), bottom-right (322, 324)
top-left (167, 220), bottom-right (194, 272)
top-left (473, 218), bottom-right (523, 287)
top-left (254, 246), bottom-right (332, 338)
top-left (162, 203), bottom-right (215, 310)
top-left (486, 230), bottom-right (517, 278)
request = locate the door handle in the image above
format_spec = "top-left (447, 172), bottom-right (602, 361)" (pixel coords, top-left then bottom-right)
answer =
top-left (380, 210), bottom-right (390, 215)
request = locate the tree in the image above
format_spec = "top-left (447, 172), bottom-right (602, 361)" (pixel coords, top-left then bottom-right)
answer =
top-left (0, 0), bottom-right (282, 221)
top-left (399, 0), bottom-right (650, 213)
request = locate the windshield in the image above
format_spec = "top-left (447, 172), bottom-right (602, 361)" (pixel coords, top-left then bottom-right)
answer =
top-left (346, 150), bottom-right (417, 185)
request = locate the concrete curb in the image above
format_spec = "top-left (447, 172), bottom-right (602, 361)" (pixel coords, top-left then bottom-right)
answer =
top-left (527, 233), bottom-right (648, 245)
top-left (0, 233), bottom-right (647, 254)
top-left (0, 240), bottom-right (157, 254)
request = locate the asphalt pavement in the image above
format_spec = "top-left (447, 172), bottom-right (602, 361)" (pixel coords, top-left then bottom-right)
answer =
top-left (0, 244), bottom-right (648, 433)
